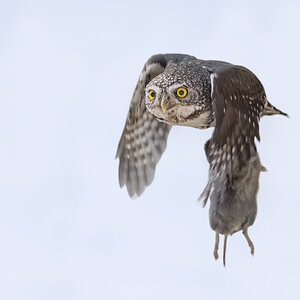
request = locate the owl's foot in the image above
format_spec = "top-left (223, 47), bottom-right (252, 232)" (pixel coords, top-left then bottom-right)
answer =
top-left (213, 232), bottom-right (219, 260)
top-left (223, 235), bottom-right (228, 266)
top-left (243, 228), bottom-right (255, 255)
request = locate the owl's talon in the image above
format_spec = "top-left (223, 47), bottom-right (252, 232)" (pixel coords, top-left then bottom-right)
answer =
top-left (243, 228), bottom-right (255, 255)
top-left (213, 232), bottom-right (219, 260)
top-left (223, 235), bottom-right (228, 266)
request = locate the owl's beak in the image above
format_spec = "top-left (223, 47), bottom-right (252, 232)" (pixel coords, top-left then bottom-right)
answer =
top-left (160, 97), bottom-right (176, 113)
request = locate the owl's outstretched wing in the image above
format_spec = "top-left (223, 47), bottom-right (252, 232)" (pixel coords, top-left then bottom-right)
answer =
top-left (200, 64), bottom-right (266, 205)
top-left (116, 54), bottom-right (197, 197)
top-left (211, 65), bottom-right (265, 160)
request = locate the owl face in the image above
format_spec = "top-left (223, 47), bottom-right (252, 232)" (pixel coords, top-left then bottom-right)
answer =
top-left (145, 64), bottom-right (213, 128)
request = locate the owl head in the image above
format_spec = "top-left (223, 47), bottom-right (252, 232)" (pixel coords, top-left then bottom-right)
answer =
top-left (145, 62), bottom-right (213, 128)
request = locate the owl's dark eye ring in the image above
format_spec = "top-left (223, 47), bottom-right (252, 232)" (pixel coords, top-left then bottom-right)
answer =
top-left (148, 89), bottom-right (156, 100)
top-left (176, 87), bottom-right (188, 98)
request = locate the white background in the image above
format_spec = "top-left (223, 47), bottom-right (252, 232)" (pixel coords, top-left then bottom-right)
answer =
top-left (0, 1), bottom-right (299, 299)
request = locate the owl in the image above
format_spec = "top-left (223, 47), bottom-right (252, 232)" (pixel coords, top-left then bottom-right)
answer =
top-left (116, 54), bottom-right (287, 265)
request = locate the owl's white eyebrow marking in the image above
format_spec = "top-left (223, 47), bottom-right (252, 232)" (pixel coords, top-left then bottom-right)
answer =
top-left (167, 82), bottom-right (186, 91)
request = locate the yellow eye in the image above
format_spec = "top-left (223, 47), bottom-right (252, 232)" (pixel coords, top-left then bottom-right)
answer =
top-left (148, 90), bottom-right (156, 100)
top-left (176, 87), bottom-right (188, 98)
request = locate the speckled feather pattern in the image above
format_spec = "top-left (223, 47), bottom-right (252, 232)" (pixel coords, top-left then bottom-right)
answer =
top-left (116, 112), bottom-right (171, 197)
top-left (116, 54), bottom-right (196, 197)
top-left (145, 61), bottom-right (214, 128)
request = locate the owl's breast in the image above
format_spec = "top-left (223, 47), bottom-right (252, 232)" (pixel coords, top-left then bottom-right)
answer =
top-left (156, 105), bottom-right (215, 129)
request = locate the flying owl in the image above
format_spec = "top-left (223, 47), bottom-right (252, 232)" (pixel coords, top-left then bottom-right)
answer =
top-left (116, 54), bottom-right (287, 265)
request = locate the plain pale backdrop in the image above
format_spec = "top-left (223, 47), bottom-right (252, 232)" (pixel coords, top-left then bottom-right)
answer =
top-left (0, 0), bottom-right (299, 299)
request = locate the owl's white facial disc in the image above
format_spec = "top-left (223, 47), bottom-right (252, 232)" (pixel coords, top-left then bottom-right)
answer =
top-left (145, 81), bottom-right (212, 128)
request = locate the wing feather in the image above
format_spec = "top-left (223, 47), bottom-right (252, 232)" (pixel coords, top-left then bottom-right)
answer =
top-left (116, 54), bottom-right (196, 197)
top-left (210, 65), bottom-right (266, 171)
top-left (200, 65), bottom-right (266, 205)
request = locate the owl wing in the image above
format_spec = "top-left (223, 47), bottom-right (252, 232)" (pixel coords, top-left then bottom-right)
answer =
top-left (200, 64), bottom-right (266, 205)
top-left (211, 64), bottom-right (266, 159)
top-left (116, 54), bottom-right (197, 197)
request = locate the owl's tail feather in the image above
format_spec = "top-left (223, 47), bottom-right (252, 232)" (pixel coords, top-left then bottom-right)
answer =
top-left (262, 101), bottom-right (289, 117)
top-left (198, 181), bottom-right (212, 207)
